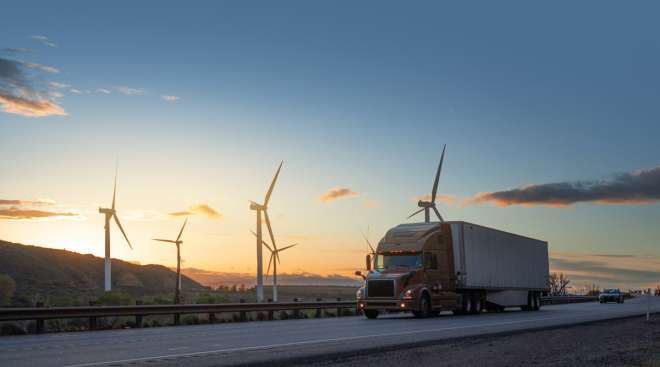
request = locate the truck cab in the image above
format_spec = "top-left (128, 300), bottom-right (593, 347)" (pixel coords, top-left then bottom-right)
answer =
top-left (357, 222), bottom-right (460, 318)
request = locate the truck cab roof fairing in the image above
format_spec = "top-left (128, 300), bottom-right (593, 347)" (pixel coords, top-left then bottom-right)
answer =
top-left (378, 222), bottom-right (442, 252)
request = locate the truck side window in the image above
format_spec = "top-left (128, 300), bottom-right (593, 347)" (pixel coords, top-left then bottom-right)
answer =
top-left (424, 252), bottom-right (438, 270)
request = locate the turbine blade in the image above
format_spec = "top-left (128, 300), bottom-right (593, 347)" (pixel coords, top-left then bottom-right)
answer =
top-left (176, 217), bottom-right (188, 242)
top-left (264, 161), bottom-right (283, 206)
top-left (407, 207), bottom-right (425, 219)
top-left (432, 206), bottom-right (444, 222)
top-left (250, 230), bottom-right (273, 252)
top-left (361, 229), bottom-right (376, 254)
top-left (111, 166), bottom-right (118, 210)
top-left (431, 144), bottom-right (446, 203)
top-left (113, 214), bottom-right (132, 249)
top-left (278, 243), bottom-right (297, 252)
top-left (265, 253), bottom-right (274, 280)
top-left (264, 211), bottom-right (278, 252)
top-left (153, 238), bottom-right (176, 243)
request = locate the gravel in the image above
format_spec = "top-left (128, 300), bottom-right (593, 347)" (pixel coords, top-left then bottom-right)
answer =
top-left (289, 315), bottom-right (660, 367)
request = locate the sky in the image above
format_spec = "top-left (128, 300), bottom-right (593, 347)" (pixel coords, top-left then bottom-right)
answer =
top-left (1, 1), bottom-right (659, 291)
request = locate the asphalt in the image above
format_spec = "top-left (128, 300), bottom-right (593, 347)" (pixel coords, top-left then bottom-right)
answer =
top-left (1, 296), bottom-right (659, 367)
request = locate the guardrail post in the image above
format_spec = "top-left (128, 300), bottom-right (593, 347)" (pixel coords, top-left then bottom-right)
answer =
top-left (293, 298), bottom-right (300, 319)
top-left (35, 302), bottom-right (44, 334)
top-left (209, 312), bottom-right (217, 324)
top-left (135, 300), bottom-right (143, 328)
top-left (268, 299), bottom-right (274, 320)
top-left (174, 313), bottom-right (180, 326)
top-left (315, 298), bottom-right (322, 318)
top-left (239, 299), bottom-right (246, 322)
top-left (87, 301), bottom-right (97, 330)
top-left (336, 298), bottom-right (342, 317)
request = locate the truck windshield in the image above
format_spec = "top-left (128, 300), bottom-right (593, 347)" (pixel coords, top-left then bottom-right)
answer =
top-left (374, 253), bottom-right (422, 271)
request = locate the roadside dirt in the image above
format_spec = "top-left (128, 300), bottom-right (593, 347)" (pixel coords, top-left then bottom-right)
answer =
top-left (293, 315), bottom-right (660, 367)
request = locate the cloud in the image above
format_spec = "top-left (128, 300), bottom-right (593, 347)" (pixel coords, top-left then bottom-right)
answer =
top-left (95, 88), bottom-right (111, 94)
top-left (161, 95), bottom-right (179, 102)
top-left (0, 57), bottom-right (66, 117)
top-left (169, 204), bottom-right (222, 219)
top-left (550, 252), bottom-right (660, 290)
top-left (29, 35), bottom-right (57, 48)
top-left (0, 93), bottom-right (66, 117)
top-left (115, 86), bottom-right (145, 96)
top-left (3, 48), bottom-right (31, 54)
top-left (464, 166), bottom-right (660, 207)
top-left (69, 88), bottom-right (82, 94)
top-left (48, 82), bottom-right (71, 89)
top-left (0, 198), bottom-right (55, 206)
top-left (22, 62), bottom-right (59, 74)
top-left (362, 198), bottom-right (379, 209)
top-left (0, 207), bottom-right (80, 220)
top-left (319, 187), bottom-right (358, 203)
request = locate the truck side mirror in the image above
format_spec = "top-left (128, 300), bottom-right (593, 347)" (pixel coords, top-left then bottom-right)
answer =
top-left (366, 254), bottom-right (372, 271)
top-left (354, 270), bottom-right (366, 280)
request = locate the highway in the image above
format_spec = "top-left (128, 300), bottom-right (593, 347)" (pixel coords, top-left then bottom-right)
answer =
top-left (1, 296), bottom-right (659, 367)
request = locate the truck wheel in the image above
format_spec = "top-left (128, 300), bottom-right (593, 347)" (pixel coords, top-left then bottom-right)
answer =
top-left (413, 295), bottom-right (431, 318)
top-left (470, 293), bottom-right (482, 314)
top-left (364, 310), bottom-right (379, 319)
top-left (463, 293), bottom-right (473, 314)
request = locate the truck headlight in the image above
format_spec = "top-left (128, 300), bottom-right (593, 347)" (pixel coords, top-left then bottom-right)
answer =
top-left (356, 288), bottom-right (365, 300)
top-left (402, 289), bottom-right (414, 300)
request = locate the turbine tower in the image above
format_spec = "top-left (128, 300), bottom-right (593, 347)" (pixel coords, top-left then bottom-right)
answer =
top-left (153, 218), bottom-right (188, 304)
top-left (98, 169), bottom-right (133, 292)
top-left (250, 161), bottom-right (283, 303)
top-left (252, 231), bottom-right (297, 302)
top-left (408, 144), bottom-right (447, 223)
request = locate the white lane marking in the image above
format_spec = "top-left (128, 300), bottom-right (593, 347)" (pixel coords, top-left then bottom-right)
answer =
top-left (167, 346), bottom-right (188, 351)
top-left (62, 315), bottom-right (568, 367)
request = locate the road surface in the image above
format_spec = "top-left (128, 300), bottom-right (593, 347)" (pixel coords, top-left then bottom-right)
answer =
top-left (1, 296), bottom-right (659, 367)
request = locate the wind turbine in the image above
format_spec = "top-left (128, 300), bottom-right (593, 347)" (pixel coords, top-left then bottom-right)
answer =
top-left (252, 231), bottom-right (297, 302)
top-left (153, 218), bottom-right (188, 304)
top-left (250, 161), bottom-right (283, 303)
top-left (98, 169), bottom-right (133, 292)
top-left (408, 144), bottom-right (447, 223)
top-left (361, 226), bottom-right (376, 269)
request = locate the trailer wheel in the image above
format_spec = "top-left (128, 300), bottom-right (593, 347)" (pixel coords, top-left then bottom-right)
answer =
top-left (470, 293), bottom-right (482, 314)
top-left (521, 292), bottom-right (533, 311)
top-left (533, 292), bottom-right (541, 311)
top-left (364, 309), bottom-right (379, 319)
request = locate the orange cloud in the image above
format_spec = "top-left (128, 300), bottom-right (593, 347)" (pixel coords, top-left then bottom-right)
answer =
top-left (0, 207), bottom-right (79, 221)
top-left (319, 187), bottom-right (358, 203)
top-left (169, 204), bottom-right (222, 219)
top-left (0, 93), bottom-right (66, 117)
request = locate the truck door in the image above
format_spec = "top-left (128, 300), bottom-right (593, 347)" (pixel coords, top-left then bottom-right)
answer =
top-left (425, 233), bottom-right (457, 307)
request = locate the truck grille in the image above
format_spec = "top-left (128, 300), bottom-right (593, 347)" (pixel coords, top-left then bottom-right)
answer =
top-left (367, 280), bottom-right (395, 298)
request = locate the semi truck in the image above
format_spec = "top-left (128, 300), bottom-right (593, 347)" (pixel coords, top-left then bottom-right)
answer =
top-left (355, 221), bottom-right (549, 318)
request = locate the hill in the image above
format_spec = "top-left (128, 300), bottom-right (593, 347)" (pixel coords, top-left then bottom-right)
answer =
top-left (0, 240), bottom-right (205, 306)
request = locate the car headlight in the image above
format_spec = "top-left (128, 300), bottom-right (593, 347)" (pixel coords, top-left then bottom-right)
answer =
top-left (402, 289), bottom-right (414, 300)
top-left (356, 288), bottom-right (365, 300)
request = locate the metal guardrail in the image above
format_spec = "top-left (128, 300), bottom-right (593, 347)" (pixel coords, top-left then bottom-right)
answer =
top-left (540, 296), bottom-right (597, 305)
top-left (0, 300), bottom-right (356, 333)
top-left (0, 296), bottom-right (598, 334)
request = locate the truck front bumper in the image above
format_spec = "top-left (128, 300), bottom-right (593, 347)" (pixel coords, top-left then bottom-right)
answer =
top-left (358, 299), bottom-right (416, 312)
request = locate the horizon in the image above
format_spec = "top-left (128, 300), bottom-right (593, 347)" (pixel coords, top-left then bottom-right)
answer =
top-left (2, 1), bottom-right (660, 291)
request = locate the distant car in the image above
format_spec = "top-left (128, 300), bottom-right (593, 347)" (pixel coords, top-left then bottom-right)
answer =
top-left (599, 289), bottom-right (624, 303)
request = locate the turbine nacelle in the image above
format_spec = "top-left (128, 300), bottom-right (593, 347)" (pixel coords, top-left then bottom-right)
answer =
top-left (249, 201), bottom-right (266, 211)
top-left (417, 200), bottom-right (434, 208)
